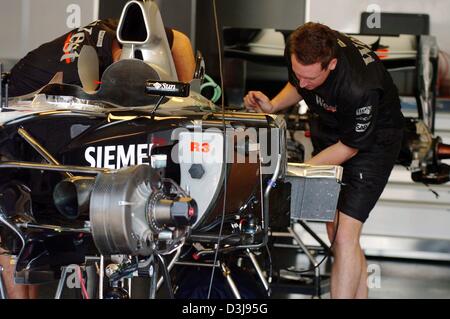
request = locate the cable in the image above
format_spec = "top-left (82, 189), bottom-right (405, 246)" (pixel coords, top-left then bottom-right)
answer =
top-left (155, 237), bottom-right (186, 256)
top-left (150, 95), bottom-right (166, 117)
top-left (207, 0), bottom-right (227, 299)
top-left (155, 254), bottom-right (175, 299)
top-left (76, 265), bottom-right (90, 299)
top-left (0, 207), bottom-right (25, 260)
top-left (196, 214), bottom-right (237, 232)
top-left (200, 74), bottom-right (222, 103)
top-left (265, 244), bottom-right (273, 285)
top-left (287, 211), bottom-right (340, 275)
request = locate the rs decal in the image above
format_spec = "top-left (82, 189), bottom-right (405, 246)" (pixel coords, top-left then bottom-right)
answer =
top-left (190, 142), bottom-right (210, 153)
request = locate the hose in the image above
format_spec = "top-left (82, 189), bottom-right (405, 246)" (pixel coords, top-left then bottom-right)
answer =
top-left (200, 74), bottom-right (221, 103)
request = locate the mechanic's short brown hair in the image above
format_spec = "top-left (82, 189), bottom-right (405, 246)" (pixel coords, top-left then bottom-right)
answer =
top-left (286, 22), bottom-right (338, 69)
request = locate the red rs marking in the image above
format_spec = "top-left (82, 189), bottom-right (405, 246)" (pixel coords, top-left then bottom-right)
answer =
top-left (190, 142), bottom-right (209, 153)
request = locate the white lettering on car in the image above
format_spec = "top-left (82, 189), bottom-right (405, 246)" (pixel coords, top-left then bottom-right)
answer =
top-left (84, 143), bottom-right (154, 169)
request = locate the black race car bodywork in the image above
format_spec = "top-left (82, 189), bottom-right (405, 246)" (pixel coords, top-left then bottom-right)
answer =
top-left (0, 91), bottom-right (286, 284)
top-left (0, 0), bottom-right (290, 287)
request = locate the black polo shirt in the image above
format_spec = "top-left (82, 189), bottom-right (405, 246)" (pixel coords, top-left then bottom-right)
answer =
top-left (286, 31), bottom-right (404, 151)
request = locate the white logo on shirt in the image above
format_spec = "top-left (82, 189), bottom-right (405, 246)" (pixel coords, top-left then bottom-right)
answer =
top-left (356, 115), bottom-right (372, 122)
top-left (97, 30), bottom-right (106, 47)
top-left (349, 36), bottom-right (375, 66)
top-left (315, 95), bottom-right (336, 113)
top-left (356, 106), bottom-right (372, 116)
top-left (60, 21), bottom-right (100, 63)
top-left (355, 122), bottom-right (370, 132)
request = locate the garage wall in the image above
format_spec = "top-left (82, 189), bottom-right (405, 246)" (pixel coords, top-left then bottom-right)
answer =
top-left (0, 0), bottom-right (98, 63)
top-left (308, 0), bottom-right (450, 49)
top-left (308, 0), bottom-right (450, 95)
top-left (0, 0), bottom-right (195, 70)
top-left (195, 0), bottom-right (306, 81)
top-left (157, 0), bottom-right (194, 44)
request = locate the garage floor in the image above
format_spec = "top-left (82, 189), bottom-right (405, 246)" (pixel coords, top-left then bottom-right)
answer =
top-left (29, 253), bottom-right (450, 299)
top-left (271, 256), bottom-right (450, 299)
top-left (362, 258), bottom-right (450, 299)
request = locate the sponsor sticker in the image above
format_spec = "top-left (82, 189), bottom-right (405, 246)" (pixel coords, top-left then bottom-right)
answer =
top-left (355, 122), bottom-right (370, 132)
top-left (356, 105), bottom-right (372, 116)
top-left (97, 30), bottom-right (106, 47)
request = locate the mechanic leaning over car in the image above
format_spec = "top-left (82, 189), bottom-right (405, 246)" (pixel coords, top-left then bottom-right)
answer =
top-left (6, 18), bottom-right (195, 97)
top-left (244, 22), bottom-right (405, 299)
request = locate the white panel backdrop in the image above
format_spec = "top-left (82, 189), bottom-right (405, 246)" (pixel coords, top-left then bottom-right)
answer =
top-left (0, 0), bottom-right (99, 62)
top-left (308, 0), bottom-right (450, 54)
top-left (308, 0), bottom-right (450, 92)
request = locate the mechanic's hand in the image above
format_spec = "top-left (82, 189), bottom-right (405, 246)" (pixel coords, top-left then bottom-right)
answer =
top-left (243, 91), bottom-right (274, 113)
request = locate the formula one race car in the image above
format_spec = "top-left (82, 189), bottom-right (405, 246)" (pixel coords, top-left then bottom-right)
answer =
top-left (0, 0), bottom-right (303, 299)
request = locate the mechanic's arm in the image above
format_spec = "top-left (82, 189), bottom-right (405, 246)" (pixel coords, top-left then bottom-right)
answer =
top-left (171, 29), bottom-right (196, 82)
top-left (307, 90), bottom-right (382, 166)
top-left (244, 82), bottom-right (302, 113)
top-left (112, 39), bottom-right (122, 62)
top-left (305, 141), bottom-right (359, 166)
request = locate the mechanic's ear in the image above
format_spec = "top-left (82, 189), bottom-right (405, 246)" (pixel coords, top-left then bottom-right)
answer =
top-left (328, 58), bottom-right (337, 71)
